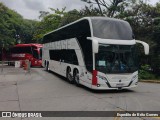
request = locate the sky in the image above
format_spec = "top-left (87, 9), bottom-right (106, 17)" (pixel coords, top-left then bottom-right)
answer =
top-left (0, 0), bottom-right (159, 20)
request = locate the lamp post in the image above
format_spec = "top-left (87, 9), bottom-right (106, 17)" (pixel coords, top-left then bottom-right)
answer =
top-left (16, 34), bottom-right (21, 44)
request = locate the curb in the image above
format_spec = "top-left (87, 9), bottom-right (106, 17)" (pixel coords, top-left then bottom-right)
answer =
top-left (139, 80), bottom-right (160, 83)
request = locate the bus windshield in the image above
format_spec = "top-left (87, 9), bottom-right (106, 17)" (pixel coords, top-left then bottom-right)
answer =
top-left (11, 47), bottom-right (32, 54)
top-left (32, 47), bottom-right (42, 60)
top-left (95, 44), bottom-right (138, 74)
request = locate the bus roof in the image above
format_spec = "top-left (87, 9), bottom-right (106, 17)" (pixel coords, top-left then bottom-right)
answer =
top-left (43, 17), bottom-right (129, 37)
top-left (14, 43), bottom-right (42, 48)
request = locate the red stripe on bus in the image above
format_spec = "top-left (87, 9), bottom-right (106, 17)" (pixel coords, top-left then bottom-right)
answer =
top-left (92, 70), bottom-right (97, 85)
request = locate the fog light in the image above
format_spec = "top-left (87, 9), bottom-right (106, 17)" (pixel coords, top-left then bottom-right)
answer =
top-left (97, 84), bottom-right (100, 87)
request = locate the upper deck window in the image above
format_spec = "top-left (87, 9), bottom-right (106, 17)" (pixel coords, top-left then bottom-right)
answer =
top-left (91, 18), bottom-right (133, 40)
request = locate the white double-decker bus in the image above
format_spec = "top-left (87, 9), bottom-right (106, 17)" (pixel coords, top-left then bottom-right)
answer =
top-left (42, 17), bottom-right (149, 90)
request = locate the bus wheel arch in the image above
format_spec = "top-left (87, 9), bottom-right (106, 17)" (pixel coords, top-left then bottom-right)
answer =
top-left (66, 66), bottom-right (73, 83)
top-left (73, 68), bottom-right (80, 85)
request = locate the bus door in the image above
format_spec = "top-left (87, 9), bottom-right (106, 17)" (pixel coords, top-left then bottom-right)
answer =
top-left (32, 47), bottom-right (40, 65)
top-left (51, 50), bottom-right (62, 74)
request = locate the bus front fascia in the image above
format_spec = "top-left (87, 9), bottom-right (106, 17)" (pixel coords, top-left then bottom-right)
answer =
top-left (87, 37), bottom-right (149, 71)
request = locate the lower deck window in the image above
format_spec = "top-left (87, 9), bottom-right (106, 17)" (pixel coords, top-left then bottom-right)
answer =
top-left (49, 49), bottom-right (78, 65)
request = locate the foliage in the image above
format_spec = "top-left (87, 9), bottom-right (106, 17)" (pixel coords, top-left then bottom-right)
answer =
top-left (33, 8), bottom-right (66, 43)
top-left (139, 64), bottom-right (159, 80)
top-left (0, 2), bottom-right (20, 47)
top-left (0, 2), bottom-right (38, 48)
top-left (59, 9), bottom-right (81, 27)
top-left (139, 69), bottom-right (156, 80)
top-left (58, 6), bottom-right (103, 27)
top-left (81, 0), bottom-right (138, 17)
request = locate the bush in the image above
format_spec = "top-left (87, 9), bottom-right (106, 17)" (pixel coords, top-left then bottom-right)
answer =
top-left (139, 64), bottom-right (156, 80)
top-left (139, 69), bottom-right (156, 80)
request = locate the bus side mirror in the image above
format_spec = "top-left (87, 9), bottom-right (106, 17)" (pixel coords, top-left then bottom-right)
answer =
top-left (87, 37), bottom-right (99, 53)
top-left (136, 40), bottom-right (149, 55)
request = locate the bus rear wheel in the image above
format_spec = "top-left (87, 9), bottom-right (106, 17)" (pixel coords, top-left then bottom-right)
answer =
top-left (66, 67), bottom-right (73, 83)
top-left (73, 69), bottom-right (80, 86)
top-left (45, 62), bottom-right (49, 71)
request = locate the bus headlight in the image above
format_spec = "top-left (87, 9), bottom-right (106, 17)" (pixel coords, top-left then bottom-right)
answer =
top-left (97, 75), bottom-right (108, 81)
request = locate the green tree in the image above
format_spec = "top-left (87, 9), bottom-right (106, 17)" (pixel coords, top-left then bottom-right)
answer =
top-left (33, 8), bottom-right (66, 42)
top-left (81, 0), bottom-right (138, 17)
top-left (21, 19), bottom-right (38, 43)
top-left (0, 2), bottom-right (38, 48)
top-left (59, 9), bottom-right (81, 27)
top-left (0, 2), bottom-right (20, 47)
top-left (59, 6), bottom-right (104, 27)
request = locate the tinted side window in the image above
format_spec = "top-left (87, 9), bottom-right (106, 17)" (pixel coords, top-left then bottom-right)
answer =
top-left (43, 20), bottom-right (91, 43)
top-left (49, 50), bottom-right (78, 65)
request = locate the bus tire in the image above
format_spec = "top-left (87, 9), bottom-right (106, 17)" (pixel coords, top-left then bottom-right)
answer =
top-left (66, 67), bottom-right (73, 83)
top-left (44, 60), bottom-right (46, 66)
top-left (73, 69), bottom-right (80, 86)
top-left (45, 62), bottom-right (49, 71)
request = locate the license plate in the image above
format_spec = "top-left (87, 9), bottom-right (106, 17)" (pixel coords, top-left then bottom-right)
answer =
top-left (116, 83), bottom-right (124, 87)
